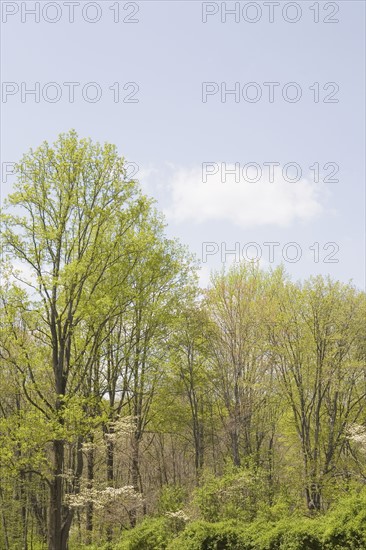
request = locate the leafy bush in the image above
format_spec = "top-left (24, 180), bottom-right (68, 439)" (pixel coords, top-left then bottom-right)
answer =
top-left (116, 517), bottom-right (170, 550)
top-left (194, 466), bottom-right (268, 522)
top-left (113, 489), bottom-right (366, 550)
top-left (166, 519), bottom-right (323, 550)
top-left (322, 490), bottom-right (366, 549)
top-left (158, 484), bottom-right (187, 515)
top-left (248, 517), bottom-right (323, 550)
top-left (167, 520), bottom-right (252, 550)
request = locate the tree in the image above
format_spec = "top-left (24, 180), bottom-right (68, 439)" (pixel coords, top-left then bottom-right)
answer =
top-left (122, 213), bottom-right (196, 525)
top-left (204, 263), bottom-right (277, 468)
top-left (1, 130), bottom-right (149, 550)
top-left (167, 305), bottom-right (210, 483)
top-left (271, 276), bottom-right (366, 510)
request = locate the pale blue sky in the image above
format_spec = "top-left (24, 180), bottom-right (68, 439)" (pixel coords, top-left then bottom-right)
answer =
top-left (1, 1), bottom-right (365, 287)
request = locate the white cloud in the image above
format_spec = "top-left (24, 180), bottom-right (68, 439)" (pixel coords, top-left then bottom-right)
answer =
top-left (163, 164), bottom-right (324, 228)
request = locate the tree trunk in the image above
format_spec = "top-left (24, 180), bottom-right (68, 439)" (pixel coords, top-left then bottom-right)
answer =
top-left (48, 439), bottom-right (65, 550)
top-left (306, 482), bottom-right (322, 511)
top-left (48, 438), bottom-right (78, 550)
top-left (19, 470), bottom-right (28, 550)
top-left (0, 486), bottom-right (10, 550)
top-left (105, 436), bottom-right (114, 542)
top-left (129, 434), bottom-right (141, 527)
top-left (85, 443), bottom-right (95, 544)
top-left (193, 420), bottom-right (204, 484)
top-left (230, 428), bottom-right (241, 467)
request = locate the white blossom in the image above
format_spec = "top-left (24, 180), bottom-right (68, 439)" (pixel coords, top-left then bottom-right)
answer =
top-left (66, 485), bottom-right (143, 510)
top-left (165, 510), bottom-right (189, 522)
top-left (104, 416), bottom-right (136, 442)
top-left (347, 424), bottom-right (366, 449)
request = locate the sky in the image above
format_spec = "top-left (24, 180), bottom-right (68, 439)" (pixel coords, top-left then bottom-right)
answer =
top-left (1, 0), bottom-right (365, 289)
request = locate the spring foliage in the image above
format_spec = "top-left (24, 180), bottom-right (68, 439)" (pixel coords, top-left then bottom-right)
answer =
top-left (0, 132), bottom-right (365, 550)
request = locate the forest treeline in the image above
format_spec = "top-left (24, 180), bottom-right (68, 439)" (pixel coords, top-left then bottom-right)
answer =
top-left (0, 132), bottom-right (365, 550)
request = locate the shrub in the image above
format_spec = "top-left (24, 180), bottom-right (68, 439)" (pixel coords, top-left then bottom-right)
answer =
top-left (279, 522), bottom-right (322, 550)
top-left (158, 484), bottom-right (187, 515)
top-left (167, 518), bottom-right (324, 550)
top-left (116, 517), bottom-right (170, 550)
top-left (167, 520), bottom-right (253, 550)
top-left (251, 518), bottom-right (322, 550)
top-left (322, 490), bottom-right (366, 549)
top-left (194, 466), bottom-right (268, 523)
top-left (114, 489), bottom-right (366, 550)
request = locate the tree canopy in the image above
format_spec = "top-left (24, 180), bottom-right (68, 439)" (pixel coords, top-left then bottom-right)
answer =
top-left (0, 132), bottom-right (365, 550)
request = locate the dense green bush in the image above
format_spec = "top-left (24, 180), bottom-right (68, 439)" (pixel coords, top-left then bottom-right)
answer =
top-left (166, 518), bottom-right (324, 550)
top-left (167, 520), bottom-right (252, 550)
top-left (322, 490), bottom-right (366, 549)
top-left (116, 518), bottom-right (171, 550)
top-left (194, 466), bottom-right (268, 523)
top-left (157, 484), bottom-right (187, 515)
top-left (102, 488), bottom-right (366, 550)
top-left (252, 519), bottom-right (322, 550)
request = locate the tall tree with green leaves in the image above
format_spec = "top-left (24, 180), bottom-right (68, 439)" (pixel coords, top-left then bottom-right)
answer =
top-left (121, 212), bottom-right (196, 525)
top-left (1, 131), bottom-right (151, 550)
top-left (271, 275), bottom-right (366, 510)
top-left (167, 305), bottom-right (210, 483)
top-left (204, 263), bottom-right (277, 468)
